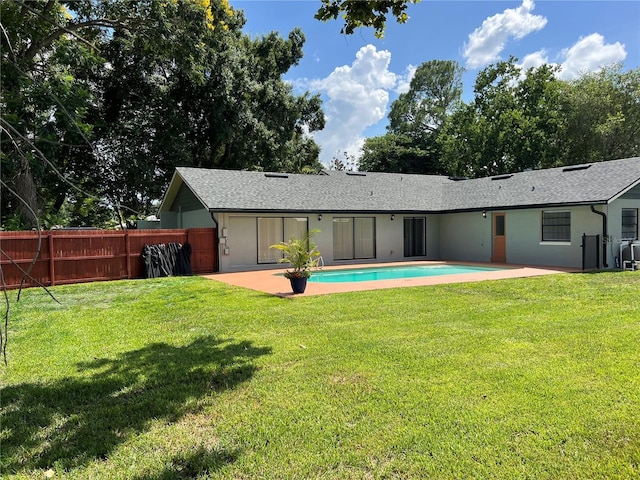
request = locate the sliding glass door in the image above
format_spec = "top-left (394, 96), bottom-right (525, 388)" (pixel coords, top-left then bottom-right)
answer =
top-left (257, 217), bottom-right (308, 264)
top-left (404, 217), bottom-right (426, 257)
top-left (333, 217), bottom-right (375, 260)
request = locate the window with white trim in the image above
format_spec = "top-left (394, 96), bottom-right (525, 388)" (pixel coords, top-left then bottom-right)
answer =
top-left (541, 211), bottom-right (571, 242)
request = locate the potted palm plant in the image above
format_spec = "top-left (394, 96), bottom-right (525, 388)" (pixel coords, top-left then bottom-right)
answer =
top-left (270, 229), bottom-right (321, 294)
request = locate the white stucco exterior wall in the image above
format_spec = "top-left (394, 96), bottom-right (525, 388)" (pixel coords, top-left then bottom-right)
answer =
top-left (168, 199), bottom-right (639, 273)
top-left (439, 212), bottom-right (492, 263)
top-left (215, 213), bottom-right (438, 273)
top-left (505, 206), bottom-right (601, 268)
top-left (438, 206), bottom-right (620, 269)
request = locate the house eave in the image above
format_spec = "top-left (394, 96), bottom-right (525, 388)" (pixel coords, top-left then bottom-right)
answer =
top-left (208, 200), bottom-right (610, 217)
top-left (159, 169), bottom-right (209, 216)
top-left (439, 200), bottom-right (610, 214)
top-left (607, 177), bottom-right (640, 203)
top-left (209, 208), bottom-right (439, 215)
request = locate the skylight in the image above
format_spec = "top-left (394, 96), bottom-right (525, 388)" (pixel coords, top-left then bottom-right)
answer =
top-left (562, 164), bottom-right (591, 172)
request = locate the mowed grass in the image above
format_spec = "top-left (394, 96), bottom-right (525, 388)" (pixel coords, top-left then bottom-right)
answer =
top-left (1, 272), bottom-right (639, 479)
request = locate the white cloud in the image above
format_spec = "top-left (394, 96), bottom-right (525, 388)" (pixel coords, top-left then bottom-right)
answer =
top-left (516, 34), bottom-right (627, 81)
top-left (310, 45), bottom-right (396, 165)
top-left (396, 64), bottom-right (417, 94)
top-left (519, 50), bottom-right (549, 72)
top-left (557, 33), bottom-right (626, 80)
top-left (463, 0), bottom-right (547, 69)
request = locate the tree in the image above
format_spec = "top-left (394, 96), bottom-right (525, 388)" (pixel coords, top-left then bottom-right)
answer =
top-left (389, 60), bottom-right (464, 136)
top-left (359, 133), bottom-right (437, 173)
top-left (563, 65), bottom-right (640, 164)
top-left (329, 151), bottom-right (357, 171)
top-left (1, 0), bottom-right (115, 228)
top-left (359, 60), bottom-right (463, 174)
top-left (315, 0), bottom-right (419, 38)
top-left (97, 12), bottom-right (324, 217)
top-left (440, 59), bottom-right (640, 178)
top-left (1, 0), bottom-right (325, 229)
top-left (439, 58), bottom-right (568, 177)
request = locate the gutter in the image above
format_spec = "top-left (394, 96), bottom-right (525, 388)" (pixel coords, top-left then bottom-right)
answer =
top-left (210, 212), bottom-right (220, 273)
top-left (590, 205), bottom-right (608, 268)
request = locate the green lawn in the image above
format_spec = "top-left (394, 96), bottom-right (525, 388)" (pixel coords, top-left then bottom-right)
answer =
top-left (2, 272), bottom-right (639, 479)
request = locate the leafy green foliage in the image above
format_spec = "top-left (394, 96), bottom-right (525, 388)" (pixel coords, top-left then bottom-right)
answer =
top-left (439, 59), bottom-right (640, 178)
top-left (315, 0), bottom-right (419, 38)
top-left (361, 56), bottom-right (639, 178)
top-left (440, 58), bottom-right (568, 177)
top-left (359, 132), bottom-right (439, 173)
top-left (360, 60), bottom-right (463, 174)
top-left (389, 60), bottom-right (464, 135)
top-left (562, 65), bottom-right (640, 164)
top-left (1, 0), bottom-right (325, 229)
top-left (1, 0), bottom-right (106, 227)
top-left (270, 229), bottom-right (321, 278)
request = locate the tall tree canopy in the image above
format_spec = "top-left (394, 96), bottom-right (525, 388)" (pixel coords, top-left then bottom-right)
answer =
top-left (562, 65), bottom-right (640, 165)
top-left (439, 59), bottom-right (639, 178)
top-left (388, 59), bottom-right (464, 135)
top-left (361, 56), bottom-right (639, 179)
top-left (359, 60), bottom-right (463, 174)
top-left (1, 0), bottom-right (325, 229)
top-left (439, 58), bottom-right (567, 177)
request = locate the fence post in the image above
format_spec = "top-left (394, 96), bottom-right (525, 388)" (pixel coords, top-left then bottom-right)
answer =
top-left (48, 233), bottom-right (55, 286)
top-left (125, 230), bottom-right (132, 279)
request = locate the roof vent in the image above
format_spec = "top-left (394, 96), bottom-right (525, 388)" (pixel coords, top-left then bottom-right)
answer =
top-left (491, 174), bottom-right (513, 180)
top-left (264, 173), bottom-right (289, 178)
top-left (346, 171), bottom-right (366, 176)
top-left (562, 164), bottom-right (591, 172)
top-left (448, 176), bottom-right (468, 181)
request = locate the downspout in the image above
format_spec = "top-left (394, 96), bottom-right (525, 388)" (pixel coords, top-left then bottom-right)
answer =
top-left (590, 205), bottom-right (608, 268)
top-left (210, 212), bottom-right (220, 273)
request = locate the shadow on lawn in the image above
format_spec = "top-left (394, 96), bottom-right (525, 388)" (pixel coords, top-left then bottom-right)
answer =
top-left (2, 335), bottom-right (271, 475)
top-left (131, 446), bottom-right (240, 480)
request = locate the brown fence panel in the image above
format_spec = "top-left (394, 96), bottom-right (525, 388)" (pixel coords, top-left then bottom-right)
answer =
top-left (186, 228), bottom-right (217, 274)
top-left (0, 228), bottom-right (217, 290)
top-left (49, 231), bottom-right (129, 285)
top-left (0, 232), bottom-right (52, 289)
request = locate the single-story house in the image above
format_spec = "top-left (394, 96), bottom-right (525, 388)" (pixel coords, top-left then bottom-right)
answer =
top-left (159, 156), bottom-right (640, 272)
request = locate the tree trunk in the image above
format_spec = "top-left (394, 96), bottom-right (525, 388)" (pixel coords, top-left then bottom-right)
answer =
top-left (13, 157), bottom-right (40, 229)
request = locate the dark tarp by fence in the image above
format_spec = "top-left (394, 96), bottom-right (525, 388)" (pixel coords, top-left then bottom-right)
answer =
top-left (142, 242), bottom-right (192, 278)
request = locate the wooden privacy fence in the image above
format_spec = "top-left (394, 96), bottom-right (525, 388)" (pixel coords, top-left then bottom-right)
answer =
top-left (0, 228), bottom-right (217, 290)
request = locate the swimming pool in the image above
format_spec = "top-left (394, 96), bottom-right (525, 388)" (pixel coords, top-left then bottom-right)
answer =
top-left (308, 264), bottom-right (505, 283)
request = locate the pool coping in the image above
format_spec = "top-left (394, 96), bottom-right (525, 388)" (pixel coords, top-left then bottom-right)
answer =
top-left (202, 261), bottom-right (578, 297)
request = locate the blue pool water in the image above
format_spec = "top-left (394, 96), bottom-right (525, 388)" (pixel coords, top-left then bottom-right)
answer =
top-left (308, 264), bottom-right (504, 283)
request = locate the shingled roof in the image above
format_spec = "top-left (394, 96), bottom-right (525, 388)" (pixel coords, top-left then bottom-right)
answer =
top-left (161, 157), bottom-right (640, 214)
top-left (444, 157), bottom-right (640, 211)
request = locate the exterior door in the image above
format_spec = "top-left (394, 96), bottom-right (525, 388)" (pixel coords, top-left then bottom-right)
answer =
top-left (491, 212), bottom-right (506, 263)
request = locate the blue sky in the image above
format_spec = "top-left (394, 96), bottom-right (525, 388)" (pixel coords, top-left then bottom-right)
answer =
top-left (232, 0), bottom-right (640, 166)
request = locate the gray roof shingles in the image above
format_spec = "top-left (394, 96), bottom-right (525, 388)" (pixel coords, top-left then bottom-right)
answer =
top-left (172, 157), bottom-right (640, 213)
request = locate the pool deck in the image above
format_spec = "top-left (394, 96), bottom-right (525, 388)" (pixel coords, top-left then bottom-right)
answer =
top-left (203, 261), bottom-right (578, 297)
